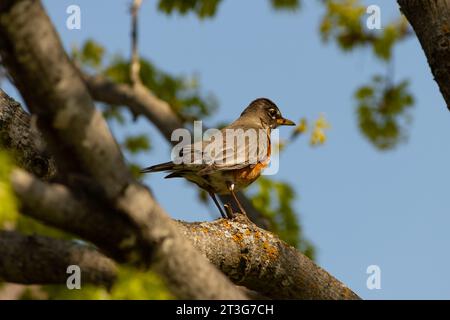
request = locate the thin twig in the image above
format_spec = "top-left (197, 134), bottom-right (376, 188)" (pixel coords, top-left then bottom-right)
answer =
top-left (130, 0), bottom-right (143, 86)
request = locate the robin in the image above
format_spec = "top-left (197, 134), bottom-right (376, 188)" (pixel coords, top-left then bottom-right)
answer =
top-left (141, 98), bottom-right (295, 218)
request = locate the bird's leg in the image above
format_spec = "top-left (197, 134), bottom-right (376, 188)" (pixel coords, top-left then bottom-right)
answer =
top-left (223, 203), bottom-right (235, 219)
top-left (226, 182), bottom-right (247, 216)
top-left (209, 192), bottom-right (227, 219)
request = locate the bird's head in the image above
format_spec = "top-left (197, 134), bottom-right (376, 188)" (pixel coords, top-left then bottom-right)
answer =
top-left (240, 98), bottom-right (295, 129)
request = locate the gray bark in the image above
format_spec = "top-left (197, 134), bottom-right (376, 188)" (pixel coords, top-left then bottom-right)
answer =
top-left (0, 230), bottom-right (117, 287)
top-left (84, 74), bottom-right (183, 142)
top-left (398, 0), bottom-right (450, 110)
top-left (0, 89), bottom-right (56, 179)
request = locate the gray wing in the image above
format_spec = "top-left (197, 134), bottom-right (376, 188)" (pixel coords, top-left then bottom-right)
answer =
top-left (172, 126), bottom-right (270, 174)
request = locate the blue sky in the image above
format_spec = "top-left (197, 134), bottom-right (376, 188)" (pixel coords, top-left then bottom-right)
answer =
top-left (5, 0), bottom-right (450, 299)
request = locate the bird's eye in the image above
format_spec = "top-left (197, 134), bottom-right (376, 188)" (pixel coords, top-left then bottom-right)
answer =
top-left (268, 108), bottom-right (278, 120)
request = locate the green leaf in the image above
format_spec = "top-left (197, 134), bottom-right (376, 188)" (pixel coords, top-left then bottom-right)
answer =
top-left (73, 39), bottom-right (105, 69)
top-left (355, 76), bottom-right (414, 150)
top-left (129, 163), bottom-right (144, 180)
top-left (40, 266), bottom-right (172, 300)
top-left (373, 25), bottom-right (397, 60)
top-left (15, 215), bottom-right (73, 240)
top-left (102, 105), bottom-right (126, 124)
top-left (0, 151), bottom-right (18, 228)
top-left (320, 0), bottom-right (366, 50)
top-left (156, 0), bottom-right (300, 18)
top-left (123, 134), bottom-right (151, 154)
top-left (355, 86), bottom-right (374, 99)
top-left (320, 1), bottom-right (410, 61)
top-left (104, 56), bottom-right (217, 121)
top-left (157, 0), bottom-right (221, 18)
top-left (270, 0), bottom-right (300, 10)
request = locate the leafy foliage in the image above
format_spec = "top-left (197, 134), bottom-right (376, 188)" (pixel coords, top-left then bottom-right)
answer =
top-left (291, 117), bottom-right (308, 139)
top-left (372, 22), bottom-right (409, 61)
top-left (290, 115), bottom-right (330, 147)
top-left (158, 0), bottom-right (222, 18)
top-left (270, 0), bottom-right (300, 10)
top-left (0, 151), bottom-right (18, 228)
top-left (128, 163), bottom-right (145, 180)
top-left (320, 0), bottom-right (414, 150)
top-left (102, 105), bottom-right (126, 124)
top-left (72, 39), bottom-right (105, 70)
top-left (355, 76), bottom-right (414, 150)
top-left (15, 215), bottom-right (72, 239)
top-left (0, 153), bottom-right (69, 238)
top-left (0, 152), bottom-right (85, 245)
top-left (310, 114), bottom-right (331, 146)
top-left (73, 40), bottom-right (217, 122)
top-left (105, 57), bottom-right (217, 121)
top-left (157, 0), bottom-right (300, 18)
top-left (320, 0), bottom-right (367, 50)
top-left (35, 267), bottom-right (172, 300)
top-left (122, 134), bottom-right (151, 154)
top-left (320, 0), bottom-right (409, 61)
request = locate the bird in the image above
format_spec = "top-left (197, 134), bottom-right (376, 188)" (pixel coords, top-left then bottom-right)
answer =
top-left (141, 98), bottom-right (295, 219)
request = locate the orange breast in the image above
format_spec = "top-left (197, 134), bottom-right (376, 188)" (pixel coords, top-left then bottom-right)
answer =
top-left (236, 161), bottom-right (268, 180)
top-left (233, 132), bottom-right (271, 188)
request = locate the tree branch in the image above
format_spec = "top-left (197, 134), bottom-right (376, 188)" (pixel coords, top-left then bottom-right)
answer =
top-left (84, 74), bottom-right (183, 141)
top-left (0, 228), bottom-right (257, 298)
top-left (397, 0), bottom-right (450, 110)
top-left (0, 0), bottom-right (245, 300)
top-left (0, 230), bottom-right (117, 287)
top-left (130, 0), bottom-right (143, 86)
top-left (0, 0), bottom-right (130, 198)
top-left (10, 169), bottom-right (137, 261)
top-left (178, 217), bottom-right (359, 300)
top-left (11, 169), bottom-right (360, 300)
top-left (0, 89), bottom-right (56, 179)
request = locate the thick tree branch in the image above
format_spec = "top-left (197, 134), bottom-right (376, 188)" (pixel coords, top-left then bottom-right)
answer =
top-left (0, 0), bottom-right (130, 198)
top-left (397, 0), bottom-right (450, 110)
top-left (84, 74), bottom-right (183, 142)
top-left (11, 169), bottom-right (360, 300)
top-left (0, 0), bottom-right (245, 300)
top-left (178, 218), bottom-right (359, 300)
top-left (0, 230), bottom-right (117, 287)
top-left (10, 169), bottom-right (137, 261)
top-left (0, 89), bottom-right (56, 179)
top-left (0, 226), bottom-right (258, 298)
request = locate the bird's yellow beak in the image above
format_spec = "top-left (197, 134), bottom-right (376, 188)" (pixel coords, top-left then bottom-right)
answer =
top-left (276, 117), bottom-right (296, 126)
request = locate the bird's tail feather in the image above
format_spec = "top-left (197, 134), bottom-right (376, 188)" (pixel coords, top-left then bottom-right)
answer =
top-left (140, 161), bottom-right (175, 173)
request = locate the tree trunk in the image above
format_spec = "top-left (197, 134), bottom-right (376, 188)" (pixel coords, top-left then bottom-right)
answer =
top-left (398, 0), bottom-right (450, 110)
